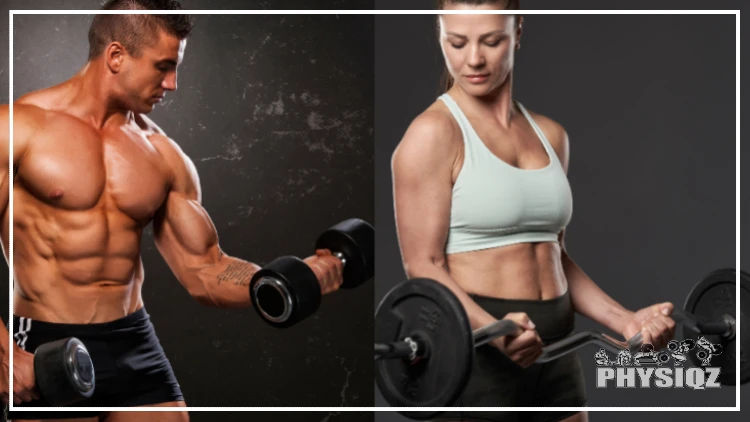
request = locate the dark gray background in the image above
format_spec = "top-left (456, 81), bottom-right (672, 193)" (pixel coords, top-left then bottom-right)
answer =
top-left (4, 2), bottom-right (374, 417)
top-left (373, 10), bottom-right (742, 418)
top-left (375, 0), bottom-right (744, 10)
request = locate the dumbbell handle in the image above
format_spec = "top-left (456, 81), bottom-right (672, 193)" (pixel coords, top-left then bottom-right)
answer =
top-left (333, 251), bottom-right (347, 267)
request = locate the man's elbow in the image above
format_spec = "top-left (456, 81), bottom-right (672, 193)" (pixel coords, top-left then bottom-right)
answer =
top-left (185, 280), bottom-right (220, 307)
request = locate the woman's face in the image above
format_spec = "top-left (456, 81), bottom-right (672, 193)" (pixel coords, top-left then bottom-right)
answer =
top-left (439, 6), bottom-right (521, 97)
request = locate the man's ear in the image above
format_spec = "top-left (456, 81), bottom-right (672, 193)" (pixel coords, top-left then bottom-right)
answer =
top-left (105, 42), bottom-right (126, 73)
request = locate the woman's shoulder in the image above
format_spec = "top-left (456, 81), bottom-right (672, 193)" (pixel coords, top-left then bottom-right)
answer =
top-left (392, 100), bottom-right (463, 179)
top-left (520, 105), bottom-right (569, 155)
top-left (395, 100), bottom-right (462, 157)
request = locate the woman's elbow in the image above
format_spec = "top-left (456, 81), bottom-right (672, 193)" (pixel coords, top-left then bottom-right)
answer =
top-left (403, 255), bottom-right (446, 279)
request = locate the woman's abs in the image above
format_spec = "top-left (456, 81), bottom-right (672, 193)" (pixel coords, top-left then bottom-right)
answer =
top-left (446, 241), bottom-right (568, 300)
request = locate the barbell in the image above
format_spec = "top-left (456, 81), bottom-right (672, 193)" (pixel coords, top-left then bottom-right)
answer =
top-left (374, 268), bottom-right (747, 419)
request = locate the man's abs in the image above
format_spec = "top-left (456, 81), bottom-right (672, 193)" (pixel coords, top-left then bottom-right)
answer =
top-left (10, 101), bottom-right (173, 323)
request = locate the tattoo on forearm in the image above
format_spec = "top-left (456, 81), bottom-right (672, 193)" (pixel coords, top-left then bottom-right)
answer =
top-left (216, 262), bottom-right (256, 288)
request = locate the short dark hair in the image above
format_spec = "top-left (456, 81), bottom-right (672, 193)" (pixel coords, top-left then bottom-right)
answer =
top-left (88, 0), bottom-right (194, 60)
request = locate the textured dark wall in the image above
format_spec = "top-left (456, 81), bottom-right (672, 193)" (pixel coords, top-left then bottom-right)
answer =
top-left (373, 11), bottom-right (740, 416)
top-left (189, 412), bottom-right (372, 422)
top-left (9, 9), bottom-right (374, 412)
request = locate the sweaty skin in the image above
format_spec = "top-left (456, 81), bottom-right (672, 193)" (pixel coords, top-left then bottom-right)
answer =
top-left (0, 27), bottom-right (343, 416)
top-left (9, 95), bottom-right (254, 322)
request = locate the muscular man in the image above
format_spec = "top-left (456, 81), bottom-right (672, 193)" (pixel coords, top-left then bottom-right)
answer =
top-left (0, 1), bottom-right (344, 419)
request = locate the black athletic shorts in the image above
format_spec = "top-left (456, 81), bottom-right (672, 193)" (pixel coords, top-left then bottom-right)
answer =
top-left (434, 291), bottom-right (587, 422)
top-left (8, 308), bottom-right (183, 420)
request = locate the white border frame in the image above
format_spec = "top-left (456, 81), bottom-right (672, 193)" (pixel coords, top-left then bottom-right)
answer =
top-left (7, 8), bottom-right (740, 414)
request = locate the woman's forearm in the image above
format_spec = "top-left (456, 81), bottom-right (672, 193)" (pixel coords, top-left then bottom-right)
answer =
top-left (562, 252), bottom-right (634, 335)
top-left (405, 260), bottom-right (499, 331)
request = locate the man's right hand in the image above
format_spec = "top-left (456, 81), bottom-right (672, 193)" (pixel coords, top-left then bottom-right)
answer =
top-left (490, 312), bottom-right (544, 368)
top-left (303, 249), bottom-right (345, 295)
top-left (1, 346), bottom-right (40, 405)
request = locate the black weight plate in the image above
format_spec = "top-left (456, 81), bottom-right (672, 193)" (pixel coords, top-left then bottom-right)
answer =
top-left (249, 256), bottom-right (321, 328)
top-left (375, 278), bottom-right (474, 419)
top-left (316, 218), bottom-right (374, 289)
top-left (683, 268), bottom-right (749, 385)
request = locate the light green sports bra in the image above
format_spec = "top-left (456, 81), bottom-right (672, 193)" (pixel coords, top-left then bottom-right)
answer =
top-left (439, 94), bottom-right (573, 255)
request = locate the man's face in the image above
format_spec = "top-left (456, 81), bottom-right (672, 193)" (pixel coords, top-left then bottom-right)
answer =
top-left (119, 29), bottom-right (186, 114)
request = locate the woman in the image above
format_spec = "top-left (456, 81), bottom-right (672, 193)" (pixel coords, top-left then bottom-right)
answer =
top-left (391, 1), bottom-right (677, 420)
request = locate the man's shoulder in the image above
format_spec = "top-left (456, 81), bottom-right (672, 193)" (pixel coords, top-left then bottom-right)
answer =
top-left (16, 86), bottom-right (64, 114)
top-left (135, 115), bottom-right (199, 195)
top-left (135, 113), bottom-right (168, 138)
top-left (4, 102), bottom-right (50, 138)
top-left (136, 114), bottom-right (196, 177)
top-left (12, 87), bottom-right (78, 132)
top-left (136, 114), bottom-right (184, 157)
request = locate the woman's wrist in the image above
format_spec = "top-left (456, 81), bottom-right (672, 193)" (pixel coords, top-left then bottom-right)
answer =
top-left (610, 308), bottom-right (635, 336)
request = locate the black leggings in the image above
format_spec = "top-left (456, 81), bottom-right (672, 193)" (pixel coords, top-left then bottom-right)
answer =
top-left (435, 291), bottom-right (587, 422)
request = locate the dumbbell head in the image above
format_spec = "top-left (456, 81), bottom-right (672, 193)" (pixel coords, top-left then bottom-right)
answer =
top-left (250, 256), bottom-right (322, 328)
top-left (667, 340), bottom-right (680, 352)
top-left (315, 218), bottom-right (374, 289)
top-left (34, 337), bottom-right (95, 406)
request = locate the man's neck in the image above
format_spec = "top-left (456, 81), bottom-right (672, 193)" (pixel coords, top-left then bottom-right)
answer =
top-left (66, 60), bottom-right (133, 130)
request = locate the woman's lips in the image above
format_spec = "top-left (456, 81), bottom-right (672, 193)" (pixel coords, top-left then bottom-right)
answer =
top-left (465, 74), bottom-right (489, 83)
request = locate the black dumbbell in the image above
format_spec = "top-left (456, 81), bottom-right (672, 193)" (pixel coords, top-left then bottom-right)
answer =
top-left (250, 218), bottom-right (374, 328)
top-left (33, 337), bottom-right (95, 406)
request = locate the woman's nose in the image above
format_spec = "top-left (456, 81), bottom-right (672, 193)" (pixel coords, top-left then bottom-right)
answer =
top-left (467, 45), bottom-right (485, 68)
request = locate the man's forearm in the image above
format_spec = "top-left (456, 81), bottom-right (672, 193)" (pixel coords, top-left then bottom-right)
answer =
top-left (191, 254), bottom-right (262, 308)
top-left (1, 322), bottom-right (11, 360)
top-left (562, 253), bottom-right (633, 335)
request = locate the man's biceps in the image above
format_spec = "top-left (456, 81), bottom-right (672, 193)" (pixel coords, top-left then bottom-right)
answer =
top-left (164, 196), bottom-right (210, 222)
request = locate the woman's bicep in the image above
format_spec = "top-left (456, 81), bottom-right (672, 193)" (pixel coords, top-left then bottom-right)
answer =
top-left (391, 113), bottom-right (458, 276)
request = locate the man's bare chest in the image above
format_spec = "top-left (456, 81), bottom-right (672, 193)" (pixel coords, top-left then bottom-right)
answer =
top-left (17, 116), bottom-right (172, 223)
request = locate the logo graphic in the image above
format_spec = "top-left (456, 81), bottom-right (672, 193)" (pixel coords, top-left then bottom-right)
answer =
top-left (595, 337), bottom-right (722, 389)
